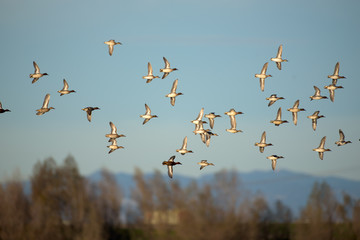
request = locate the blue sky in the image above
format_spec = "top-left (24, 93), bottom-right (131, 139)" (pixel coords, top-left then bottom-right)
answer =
top-left (1, 0), bottom-right (360, 181)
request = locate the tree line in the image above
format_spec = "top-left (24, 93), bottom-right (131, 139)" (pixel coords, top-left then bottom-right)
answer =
top-left (0, 156), bottom-right (359, 240)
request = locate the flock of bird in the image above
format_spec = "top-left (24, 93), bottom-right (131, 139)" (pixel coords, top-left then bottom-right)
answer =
top-left (0, 41), bottom-right (355, 179)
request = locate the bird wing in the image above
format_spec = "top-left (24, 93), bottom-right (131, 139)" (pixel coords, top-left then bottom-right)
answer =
top-left (334, 62), bottom-right (340, 75)
top-left (329, 89), bottom-right (335, 102)
top-left (145, 104), bottom-right (151, 115)
top-left (292, 112), bottom-right (298, 126)
top-left (314, 86), bottom-right (321, 95)
top-left (161, 72), bottom-right (169, 79)
top-left (33, 61), bottom-right (40, 73)
top-left (167, 165), bottom-right (173, 178)
top-left (276, 45), bottom-right (283, 58)
top-left (170, 79), bottom-right (178, 93)
top-left (148, 62), bottom-right (153, 75)
top-left (170, 97), bottom-right (175, 106)
top-left (230, 115), bottom-right (237, 129)
top-left (142, 118), bottom-right (150, 125)
top-left (339, 129), bottom-right (345, 141)
top-left (318, 152), bottom-right (324, 160)
top-left (196, 108), bottom-right (204, 121)
top-left (319, 136), bottom-right (326, 148)
top-left (260, 131), bottom-right (266, 143)
top-left (63, 79), bottom-right (69, 90)
top-left (86, 110), bottom-right (92, 122)
top-left (272, 159), bottom-right (277, 171)
top-left (260, 62), bottom-right (268, 74)
top-left (276, 107), bottom-right (282, 120)
top-left (42, 94), bottom-right (50, 108)
top-left (163, 57), bottom-right (170, 68)
top-left (312, 119), bottom-right (317, 131)
top-left (182, 136), bottom-right (188, 149)
top-left (276, 62), bottom-right (282, 70)
top-left (108, 45), bottom-right (114, 56)
top-left (293, 100), bottom-right (300, 108)
top-left (110, 121), bottom-right (117, 134)
top-left (209, 118), bottom-right (214, 129)
top-left (260, 78), bottom-right (265, 92)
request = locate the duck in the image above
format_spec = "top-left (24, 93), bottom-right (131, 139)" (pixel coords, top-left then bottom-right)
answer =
top-left (324, 80), bottom-right (343, 102)
top-left (270, 45), bottom-right (288, 70)
top-left (198, 160), bottom-right (215, 170)
top-left (335, 129), bottom-right (352, 146)
top-left (287, 100), bottom-right (305, 126)
top-left (193, 120), bottom-right (208, 135)
top-left (191, 108), bottom-right (205, 125)
top-left (307, 111), bottom-right (325, 131)
top-left (313, 136), bottom-right (331, 160)
top-left (82, 107), bottom-right (100, 122)
top-left (140, 104), bottom-right (158, 125)
top-left (310, 86), bottom-right (328, 101)
top-left (266, 155), bottom-right (284, 171)
top-left (266, 94), bottom-right (285, 107)
top-left (204, 130), bottom-right (218, 147)
top-left (225, 108), bottom-right (243, 116)
top-left (255, 131), bottom-right (273, 153)
top-left (142, 62), bottom-right (160, 83)
top-left (226, 115), bottom-right (242, 133)
top-left (270, 107), bottom-right (288, 126)
top-left (176, 136), bottom-right (193, 155)
top-left (255, 62), bottom-right (272, 92)
top-left (58, 79), bottom-right (76, 96)
top-left (36, 94), bottom-right (54, 115)
top-left (165, 79), bottom-right (183, 106)
top-left (204, 112), bottom-right (221, 129)
top-left (104, 39), bottom-right (122, 56)
top-left (328, 62), bottom-right (346, 83)
top-left (160, 57), bottom-right (178, 79)
top-left (107, 139), bottom-right (124, 154)
top-left (29, 61), bottom-right (48, 84)
top-left (105, 121), bottom-right (126, 142)
top-left (0, 102), bottom-right (10, 113)
top-left (162, 155), bottom-right (182, 179)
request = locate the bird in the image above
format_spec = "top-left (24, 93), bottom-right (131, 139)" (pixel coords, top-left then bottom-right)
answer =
top-left (58, 79), bottom-right (76, 96)
top-left (335, 129), bottom-right (352, 146)
top-left (165, 79), bottom-right (183, 106)
top-left (226, 115), bottom-right (242, 133)
top-left (140, 104), bottom-right (158, 125)
top-left (204, 130), bottom-right (218, 147)
top-left (324, 80), bottom-right (343, 102)
top-left (287, 100), bottom-right (305, 126)
top-left (160, 57), bottom-right (178, 79)
top-left (270, 45), bottom-right (288, 70)
top-left (267, 155), bottom-right (284, 171)
top-left (313, 136), bottom-right (331, 160)
top-left (29, 61), bottom-right (48, 84)
top-left (105, 122), bottom-right (126, 142)
top-left (270, 107), bottom-right (288, 126)
top-left (310, 86), bottom-right (328, 101)
top-left (266, 94), bottom-right (285, 107)
top-left (36, 94), bottom-right (54, 115)
top-left (255, 131), bottom-right (273, 153)
top-left (142, 62), bottom-right (160, 83)
top-left (255, 62), bottom-right (272, 92)
top-left (193, 120), bottom-right (208, 135)
top-left (307, 111), bottom-right (325, 131)
top-left (197, 160), bottom-right (215, 170)
top-left (204, 112), bottom-right (221, 129)
top-left (162, 155), bottom-right (182, 179)
top-left (82, 107), bottom-right (100, 122)
top-left (107, 139), bottom-right (124, 154)
top-left (328, 62), bottom-right (346, 84)
top-left (191, 108), bottom-right (205, 125)
top-left (224, 108), bottom-right (243, 116)
top-left (176, 136), bottom-right (193, 155)
top-left (104, 39), bottom-right (122, 56)
top-left (0, 102), bottom-right (10, 114)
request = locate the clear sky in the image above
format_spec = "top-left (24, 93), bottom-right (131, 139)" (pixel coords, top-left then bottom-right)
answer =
top-left (1, 0), bottom-right (360, 181)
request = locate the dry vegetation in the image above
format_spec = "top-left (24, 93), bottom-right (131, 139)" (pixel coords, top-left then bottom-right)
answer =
top-left (0, 156), bottom-right (360, 240)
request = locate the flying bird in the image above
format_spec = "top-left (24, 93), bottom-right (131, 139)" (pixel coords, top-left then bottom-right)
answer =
top-left (255, 131), bottom-right (273, 153)
top-left (287, 100), bottom-right (305, 126)
top-left (107, 139), bottom-right (124, 154)
top-left (0, 102), bottom-right (10, 114)
top-left (204, 112), bottom-right (221, 129)
top-left (335, 129), bottom-right (352, 146)
top-left (197, 160), bottom-right (215, 170)
top-left (140, 104), bottom-right (158, 125)
top-left (307, 111), bottom-right (325, 131)
top-left (29, 61), bottom-right (48, 84)
top-left (328, 62), bottom-right (346, 84)
top-left (324, 80), bottom-right (343, 102)
top-left (267, 155), bottom-right (284, 171)
top-left (36, 94), bottom-right (54, 115)
top-left (270, 107), bottom-right (288, 126)
top-left (191, 108), bottom-right (205, 125)
top-left (310, 86), bottom-right (328, 101)
top-left (142, 62), bottom-right (160, 83)
top-left (176, 136), bottom-right (193, 155)
top-left (313, 136), bottom-right (331, 160)
top-left (82, 107), bottom-right (100, 122)
top-left (104, 39), bottom-right (122, 56)
top-left (270, 45), bottom-right (288, 70)
top-left (105, 121), bottom-right (126, 142)
top-left (255, 62), bottom-right (272, 92)
top-left (160, 57), bottom-right (178, 79)
top-left (266, 94), bottom-right (285, 107)
top-left (58, 79), bottom-right (76, 96)
top-left (165, 79), bottom-right (183, 106)
top-left (162, 155), bottom-right (182, 179)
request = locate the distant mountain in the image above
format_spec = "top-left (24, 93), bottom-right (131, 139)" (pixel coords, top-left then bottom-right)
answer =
top-left (88, 169), bottom-right (360, 215)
